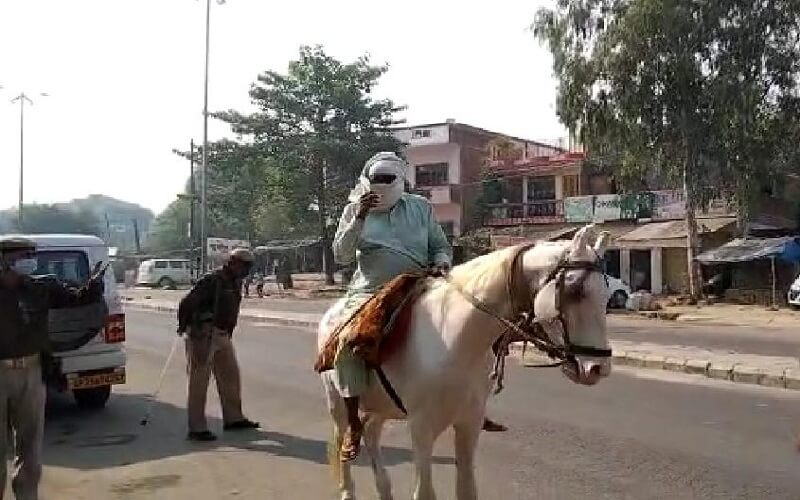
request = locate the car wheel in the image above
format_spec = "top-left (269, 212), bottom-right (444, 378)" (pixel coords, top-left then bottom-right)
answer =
top-left (609, 290), bottom-right (628, 309)
top-left (158, 277), bottom-right (177, 290)
top-left (790, 304), bottom-right (800, 311)
top-left (74, 386), bottom-right (111, 410)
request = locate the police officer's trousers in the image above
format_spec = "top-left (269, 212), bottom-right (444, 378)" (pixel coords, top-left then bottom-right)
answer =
top-left (185, 326), bottom-right (245, 432)
top-left (0, 356), bottom-right (45, 500)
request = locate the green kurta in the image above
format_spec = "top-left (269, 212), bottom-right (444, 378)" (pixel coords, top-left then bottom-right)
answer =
top-left (330, 193), bottom-right (452, 397)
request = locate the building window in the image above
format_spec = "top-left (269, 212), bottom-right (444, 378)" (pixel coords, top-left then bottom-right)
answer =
top-left (412, 129), bottom-right (432, 139)
top-left (562, 175), bottom-right (579, 198)
top-left (416, 163), bottom-right (449, 186)
top-left (528, 176), bottom-right (556, 201)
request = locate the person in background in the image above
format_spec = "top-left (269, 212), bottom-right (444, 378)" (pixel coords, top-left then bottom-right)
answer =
top-left (254, 273), bottom-right (265, 298)
top-left (177, 248), bottom-right (260, 442)
top-left (0, 237), bottom-right (106, 499)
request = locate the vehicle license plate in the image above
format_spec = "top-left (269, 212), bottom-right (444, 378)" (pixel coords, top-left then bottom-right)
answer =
top-left (67, 370), bottom-right (126, 390)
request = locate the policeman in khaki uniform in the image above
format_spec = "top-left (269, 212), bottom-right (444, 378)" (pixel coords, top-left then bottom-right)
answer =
top-left (177, 248), bottom-right (260, 442)
top-left (0, 238), bottom-right (105, 500)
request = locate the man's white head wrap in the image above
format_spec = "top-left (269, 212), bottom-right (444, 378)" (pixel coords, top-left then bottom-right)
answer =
top-left (348, 152), bottom-right (407, 212)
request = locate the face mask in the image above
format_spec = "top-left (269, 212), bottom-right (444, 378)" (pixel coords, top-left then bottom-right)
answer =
top-left (366, 160), bottom-right (405, 212)
top-left (367, 180), bottom-right (403, 211)
top-left (11, 258), bottom-right (38, 276)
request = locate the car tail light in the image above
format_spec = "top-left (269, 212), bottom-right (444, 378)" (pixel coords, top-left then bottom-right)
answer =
top-left (104, 314), bottom-right (126, 343)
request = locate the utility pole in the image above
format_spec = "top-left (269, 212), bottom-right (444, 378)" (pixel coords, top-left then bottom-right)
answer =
top-left (189, 139), bottom-right (197, 280)
top-left (10, 91), bottom-right (48, 230)
top-left (199, 0), bottom-right (225, 274)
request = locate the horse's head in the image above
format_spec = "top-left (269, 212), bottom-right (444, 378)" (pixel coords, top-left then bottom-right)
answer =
top-left (523, 224), bottom-right (612, 386)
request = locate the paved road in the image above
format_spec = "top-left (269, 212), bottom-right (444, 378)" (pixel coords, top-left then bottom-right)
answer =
top-left (132, 292), bottom-right (800, 357)
top-left (30, 309), bottom-right (800, 499)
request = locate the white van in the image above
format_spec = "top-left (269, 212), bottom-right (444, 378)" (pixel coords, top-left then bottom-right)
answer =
top-left (137, 258), bottom-right (192, 288)
top-left (0, 234), bottom-right (126, 409)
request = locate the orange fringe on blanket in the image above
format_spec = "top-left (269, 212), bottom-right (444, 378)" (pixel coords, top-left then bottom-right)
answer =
top-left (314, 273), bottom-right (426, 373)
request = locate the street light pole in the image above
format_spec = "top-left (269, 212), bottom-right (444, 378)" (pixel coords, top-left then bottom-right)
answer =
top-left (10, 93), bottom-right (34, 229)
top-left (189, 139), bottom-right (197, 279)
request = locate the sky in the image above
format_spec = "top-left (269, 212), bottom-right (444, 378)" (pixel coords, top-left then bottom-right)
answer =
top-left (0, 0), bottom-right (564, 215)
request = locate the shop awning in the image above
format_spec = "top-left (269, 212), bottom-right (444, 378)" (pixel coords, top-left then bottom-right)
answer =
top-left (695, 237), bottom-right (800, 264)
top-left (616, 217), bottom-right (736, 248)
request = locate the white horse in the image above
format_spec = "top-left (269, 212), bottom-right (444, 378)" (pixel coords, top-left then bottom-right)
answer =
top-left (317, 224), bottom-right (613, 500)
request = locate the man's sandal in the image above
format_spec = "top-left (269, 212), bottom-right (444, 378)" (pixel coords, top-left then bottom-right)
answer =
top-left (340, 427), bottom-right (363, 462)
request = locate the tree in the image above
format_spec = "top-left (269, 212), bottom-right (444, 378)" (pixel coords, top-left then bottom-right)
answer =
top-left (534, 0), bottom-right (800, 299)
top-left (146, 198), bottom-right (192, 253)
top-left (6, 204), bottom-right (102, 235)
top-left (217, 45), bottom-right (404, 283)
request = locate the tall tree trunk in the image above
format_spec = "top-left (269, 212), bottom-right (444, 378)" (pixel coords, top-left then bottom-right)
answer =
top-left (735, 174), bottom-right (751, 238)
top-left (683, 155), bottom-right (702, 302)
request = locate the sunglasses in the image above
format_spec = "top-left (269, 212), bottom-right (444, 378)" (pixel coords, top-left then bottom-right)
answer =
top-left (369, 174), bottom-right (397, 185)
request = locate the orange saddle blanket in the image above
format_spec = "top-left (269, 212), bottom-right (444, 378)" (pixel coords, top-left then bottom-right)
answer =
top-left (314, 273), bottom-right (426, 373)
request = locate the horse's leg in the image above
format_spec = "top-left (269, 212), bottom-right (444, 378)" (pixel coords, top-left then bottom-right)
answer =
top-left (363, 415), bottom-right (393, 500)
top-left (410, 419), bottom-right (437, 500)
top-left (326, 376), bottom-right (357, 500)
top-left (453, 418), bottom-right (482, 500)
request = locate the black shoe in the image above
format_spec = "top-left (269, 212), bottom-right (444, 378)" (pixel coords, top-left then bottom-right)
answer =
top-left (223, 419), bottom-right (260, 431)
top-left (187, 430), bottom-right (218, 442)
top-left (482, 418), bottom-right (508, 432)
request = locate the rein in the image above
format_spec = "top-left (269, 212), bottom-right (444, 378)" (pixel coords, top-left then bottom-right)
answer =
top-left (445, 243), bottom-right (612, 393)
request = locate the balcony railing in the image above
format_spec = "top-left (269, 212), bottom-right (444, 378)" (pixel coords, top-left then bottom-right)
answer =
top-left (485, 200), bottom-right (564, 226)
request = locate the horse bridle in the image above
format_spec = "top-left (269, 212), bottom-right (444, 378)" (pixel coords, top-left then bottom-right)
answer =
top-left (445, 243), bottom-right (612, 389)
top-left (509, 244), bottom-right (613, 362)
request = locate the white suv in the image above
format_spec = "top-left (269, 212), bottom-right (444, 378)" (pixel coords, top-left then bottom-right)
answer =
top-left (137, 258), bottom-right (192, 288)
top-left (1, 234), bottom-right (127, 409)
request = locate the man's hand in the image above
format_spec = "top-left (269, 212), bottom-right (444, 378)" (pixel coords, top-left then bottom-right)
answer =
top-left (429, 262), bottom-right (451, 277)
top-left (356, 192), bottom-right (380, 220)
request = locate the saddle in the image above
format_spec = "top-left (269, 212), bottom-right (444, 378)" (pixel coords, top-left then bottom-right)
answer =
top-left (314, 273), bottom-right (427, 373)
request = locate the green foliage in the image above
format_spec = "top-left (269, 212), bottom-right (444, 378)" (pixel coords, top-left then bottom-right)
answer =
top-left (214, 45), bottom-right (405, 279)
top-left (59, 194), bottom-right (154, 251)
top-left (146, 198), bottom-right (192, 253)
top-left (0, 204), bottom-right (102, 235)
top-left (534, 0), bottom-right (800, 203)
top-left (155, 46), bottom-right (405, 272)
top-left (534, 0), bottom-right (800, 296)
top-left (216, 46), bottom-right (404, 225)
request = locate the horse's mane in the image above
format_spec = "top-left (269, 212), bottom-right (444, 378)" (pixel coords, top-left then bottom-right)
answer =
top-left (448, 241), bottom-right (572, 294)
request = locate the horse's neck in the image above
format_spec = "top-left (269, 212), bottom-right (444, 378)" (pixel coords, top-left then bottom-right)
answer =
top-left (437, 269), bottom-right (514, 361)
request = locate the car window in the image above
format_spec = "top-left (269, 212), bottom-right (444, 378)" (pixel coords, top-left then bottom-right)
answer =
top-left (169, 261), bottom-right (185, 269)
top-left (34, 251), bottom-right (91, 285)
top-left (154, 261), bottom-right (168, 269)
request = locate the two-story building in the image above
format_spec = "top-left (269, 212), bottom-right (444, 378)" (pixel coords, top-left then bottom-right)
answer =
top-left (480, 150), bottom-right (798, 297)
top-left (394, 120), bottom-right (563, 239)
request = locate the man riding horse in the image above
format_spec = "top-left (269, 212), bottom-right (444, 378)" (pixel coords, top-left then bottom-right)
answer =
top-left (331, 152), bottom-right (505, 462)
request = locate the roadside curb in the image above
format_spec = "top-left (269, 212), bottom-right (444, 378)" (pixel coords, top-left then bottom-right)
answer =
top-left (124, 301), bottom-right (321, 329)
top-left (510, 342), bottom-right (800, 392)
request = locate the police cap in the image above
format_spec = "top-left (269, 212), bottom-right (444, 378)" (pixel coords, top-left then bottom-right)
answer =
top-left (228, 248), bottom-right (254, 263)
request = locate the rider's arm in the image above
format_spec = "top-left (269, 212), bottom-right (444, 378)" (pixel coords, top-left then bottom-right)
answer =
top-left (333, 202), bottom-right (363, 265)
top-left (426, 204), bottom-right (452, 267)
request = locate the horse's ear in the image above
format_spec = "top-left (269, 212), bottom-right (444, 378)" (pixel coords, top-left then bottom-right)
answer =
top-left (593, 231), bottom-right (611, 258)
top-left (570, 224), bottom-right (596, 257)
